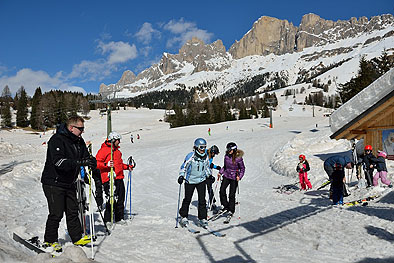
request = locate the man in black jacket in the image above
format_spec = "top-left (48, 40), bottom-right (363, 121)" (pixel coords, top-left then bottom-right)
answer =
top-left (41, 116), bottom-right (96, 251)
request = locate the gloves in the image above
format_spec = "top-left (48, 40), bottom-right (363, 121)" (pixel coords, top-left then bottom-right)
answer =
top-left (77, 157), bottom-right (97, 169)
top-left (208, 175), bottom-right (215, 184)
top-left (210, 163), bottom-right (214, 169)
top-left (215, 166), bottom-right (221, 171)
top-left (178, 176), bottom-right (184, 185)
top-left (106, 160), bottom-right (114, 168)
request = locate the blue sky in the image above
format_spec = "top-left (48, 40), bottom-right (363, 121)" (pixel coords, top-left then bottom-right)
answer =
top-left (0, 0), bottom-right (392, 96)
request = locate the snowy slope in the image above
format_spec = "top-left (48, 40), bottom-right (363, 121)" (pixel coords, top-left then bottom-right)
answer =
top-left (0, 108), bottom-right (393, 262)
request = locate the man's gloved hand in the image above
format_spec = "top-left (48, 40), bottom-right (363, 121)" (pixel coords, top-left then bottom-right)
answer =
top-left (77, 157), bottom-right (97, 169)
top-left (178, 176), bottom-right (184, 185)
top-left (210, 163), bottom-right (214, 169)
top-left (106, 160), bottom-right (114, 168)
top-left (215, 166), bottom-right (221, 171)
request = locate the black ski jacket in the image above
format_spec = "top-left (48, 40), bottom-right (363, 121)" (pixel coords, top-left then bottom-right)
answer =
top-left (373, 156), bottom-right (387, 172)
top-left (41, 123), bottom-right (90, 189)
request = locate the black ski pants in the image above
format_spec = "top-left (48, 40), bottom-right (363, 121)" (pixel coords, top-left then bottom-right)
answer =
top-left (364, 169), bottom-right (374, 187)
top-left (206, 178), bottom-right (216, 207)
top-left (179, 181), bottom-right (207, 220)
top-left (92, 168), bottom-right (104, 207)
top-left (43, 184), bottom-right (82, 243)
top-left (103, 179), bottom-right (125, 223)
top-left (219, 177), bottom-right (238, 214)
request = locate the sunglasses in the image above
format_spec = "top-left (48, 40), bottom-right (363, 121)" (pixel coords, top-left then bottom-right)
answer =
top-left (73, 126), bottom-right (85, 132)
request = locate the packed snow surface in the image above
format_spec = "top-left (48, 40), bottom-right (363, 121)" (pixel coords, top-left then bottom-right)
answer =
top-left (0, 107), bottom-right (393, 263)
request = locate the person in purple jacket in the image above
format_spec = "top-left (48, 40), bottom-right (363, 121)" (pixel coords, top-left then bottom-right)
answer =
top-left (218, 142), bottom-right (245, 219)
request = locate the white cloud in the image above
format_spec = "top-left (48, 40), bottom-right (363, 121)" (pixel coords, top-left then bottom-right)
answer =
top-left (69, 59), bottom-right (115, 81)
top-left (0, 68), bottom-right (86, 96)
top-left (135, 22), bottom-right (161, 44)
top-left (69, 40), bottom-right (138, 81)
top-left (163, 18), bottom-right (213, 48)
top-left (98, 41), bottom-right (138, 64)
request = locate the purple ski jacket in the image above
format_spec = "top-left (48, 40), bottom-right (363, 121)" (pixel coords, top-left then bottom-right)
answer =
top-left (219, 150), bottom-right (245, 180)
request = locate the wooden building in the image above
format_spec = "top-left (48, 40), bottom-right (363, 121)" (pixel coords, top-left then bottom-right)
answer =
top-left (330, 68), bottom-right (394, 159)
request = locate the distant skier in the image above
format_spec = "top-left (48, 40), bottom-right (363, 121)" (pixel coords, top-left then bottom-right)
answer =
top-left (217, 142), bottom-right (245, 221)
top-left (178, 138), bottom-right (211, 228)
top-left (137, 134), bottom-right (140, 140)
top-left (372, 151), bottom-right (392, 187)
top-left (360, 145), bottom-right (375, 187)
top-left (96, 131), bottom-right (134, 227)
top-left (296, 154), bottom-right (312, 190)
top-left (130, 134), bottom-right (134, 143)
top-left (208, 128), bottom-right (211, 136)
top-left (206, 145), bottom-right (221, 211)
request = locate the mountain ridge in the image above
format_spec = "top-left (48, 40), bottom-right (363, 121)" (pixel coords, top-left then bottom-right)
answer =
top-left (99, 13), bottom-right (394, 100)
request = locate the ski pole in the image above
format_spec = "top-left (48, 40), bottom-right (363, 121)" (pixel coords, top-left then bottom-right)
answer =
top-left (88, 170), bottom-right (94, 259)
top-left (92, 191), bottom-right (110, 235)
top-left (124, 156), bottom-right (135, 219)
top-left (175, 183), bottom-right (182, 228)
top-left (110, 141), bottom-right (114, 226)
top-left (237, 182), bottom-right (241, 224)
top-left (209, 175), bottom-right (220, 211)
top-left (124, 170), bottom-right (132, 218)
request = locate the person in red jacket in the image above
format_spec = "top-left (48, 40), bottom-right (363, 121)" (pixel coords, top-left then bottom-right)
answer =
top-left (296, 154), bottom-right (312, 190)
top-left (96, 131), bottom-right (133, 225)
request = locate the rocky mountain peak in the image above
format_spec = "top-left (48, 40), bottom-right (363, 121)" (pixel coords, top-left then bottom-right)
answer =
top-left (229, 16), bottom-right (298, 59)
top-left (117, 70), bottom-right (136, 86)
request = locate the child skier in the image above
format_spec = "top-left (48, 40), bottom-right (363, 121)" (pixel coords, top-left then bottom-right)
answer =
top-left (206, 145), bottom-right (221, 212)
top-left (331, 163), bottom-right (346, 205)
top-left (361, 145), bottom-right (376, 187)
top-left (323, 155), bottom-right (353, 204)
top-left (373, 151), bottom-right (392, 187)
top-left (218, 142), bottom-right (245, 222)
top-left (96, 131), bottom-right (134, 227)
top-left (178, 138), bottom-right (211, 228)
top-left (296, 154), bottom-right (312, 190)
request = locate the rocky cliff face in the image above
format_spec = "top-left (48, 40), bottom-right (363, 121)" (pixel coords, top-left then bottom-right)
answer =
top-left (229, 16), bottom-right (298, 58)
top-left (229, 13), bottom-right (394, 58)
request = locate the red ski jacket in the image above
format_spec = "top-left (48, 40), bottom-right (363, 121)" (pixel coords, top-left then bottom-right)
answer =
top-left (96, 141), bottom-right (131, 183)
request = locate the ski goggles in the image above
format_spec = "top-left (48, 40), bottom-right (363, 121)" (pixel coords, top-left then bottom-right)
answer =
top-left (197, 145), bottom-right (207, 151)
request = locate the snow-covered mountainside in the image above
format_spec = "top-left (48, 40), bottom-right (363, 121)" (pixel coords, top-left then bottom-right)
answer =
top-left (100, 13), bottom-right (394, 100)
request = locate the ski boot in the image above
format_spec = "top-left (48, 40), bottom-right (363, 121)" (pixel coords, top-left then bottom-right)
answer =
top-left (42, 241), bottom-right (63, 252)
top-left (74, 235), bottom-right (92, 246)
top-left (179, 217), bottom-right (189, 228)
top-left (198, 219), bottom-right (208, 227)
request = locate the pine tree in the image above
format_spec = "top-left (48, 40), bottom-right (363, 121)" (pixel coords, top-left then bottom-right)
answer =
top-left (1, 100), bottom-right (12, 128)
top-left (16, 86), bottom-right (29, 127)
top-left (30, 87), bottom-right (42, 130)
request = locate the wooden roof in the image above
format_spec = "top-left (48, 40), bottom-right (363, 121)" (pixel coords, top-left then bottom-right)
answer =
top-left (330, 89), bottom-right (394, 140)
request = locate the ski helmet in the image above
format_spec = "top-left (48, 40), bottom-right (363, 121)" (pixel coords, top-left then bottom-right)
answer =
top-left (108, 131), bottom-right (122, 141)
top-left (226, 142), bottom-right (237, 152)
top-left (299, 154), bottom-right (305, 161)
top-left (194, 138), bottom-right (207, 151)
top-left (210, 145), bottom-right (220, 155)
top-left (378, 151), bottom-right (387, 158)
top-left (364, 145), bottom-right (372, 151)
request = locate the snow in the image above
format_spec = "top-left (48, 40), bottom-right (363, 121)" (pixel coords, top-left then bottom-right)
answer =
top-left (1, 107), bottom-right (394, 262)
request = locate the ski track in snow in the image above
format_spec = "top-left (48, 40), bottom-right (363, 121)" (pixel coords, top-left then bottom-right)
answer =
top-left (0, 107), bottom-right (393, 263)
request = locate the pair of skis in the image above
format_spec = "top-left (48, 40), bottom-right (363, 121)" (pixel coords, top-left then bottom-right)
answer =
top-left (181, 222), bottom-right (226, 237)
top-left (12, 233), bottom-right (60, 257)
